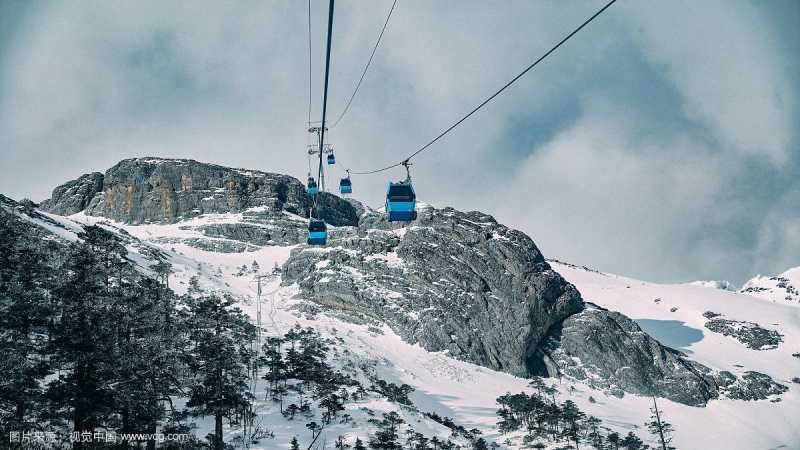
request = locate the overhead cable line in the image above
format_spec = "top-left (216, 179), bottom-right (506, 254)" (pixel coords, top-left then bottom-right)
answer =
top-left (349, 0), bottom-right (617, 175)
top-left (307, 0), bottom-right (313, 125)
top-left (330, 0), bottom-right (398, 128)
top-left (316, 0), bottom-right (336, 191)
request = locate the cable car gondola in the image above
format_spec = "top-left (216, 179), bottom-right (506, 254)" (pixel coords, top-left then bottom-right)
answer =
top-left (385, 181), bottom-right (416, 222)
top-left (386, 181), bottom-right (416, 221)
top-left (327, 153), bottom-right (336, 165)
top-left (339, 177), bottom-right (352, 194)
top-left (307, 219), bottom-right (327, 245)
top-left (307, 177), bottom-right (318, 196)
top-left (385, 161), bottom-right (417, 222)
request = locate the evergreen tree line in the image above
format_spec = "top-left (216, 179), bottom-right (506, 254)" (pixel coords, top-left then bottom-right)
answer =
top-left (496, 378), bottom-right (676, 449)
top-left (0, 223), bottom-right (259, 449)
top-left (265, 327), bottom-right (492, 450)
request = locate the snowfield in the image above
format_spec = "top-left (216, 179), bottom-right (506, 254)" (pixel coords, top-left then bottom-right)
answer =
top-left (740, 266), bottom-right (800, 306)
top-left (20, 210), bottom-right (797, 449)
top-left (550, 261), bottom-right (800, 449)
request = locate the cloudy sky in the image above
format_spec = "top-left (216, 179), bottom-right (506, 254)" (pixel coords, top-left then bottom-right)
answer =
top-left (0, 0), bottom-right (798, 284)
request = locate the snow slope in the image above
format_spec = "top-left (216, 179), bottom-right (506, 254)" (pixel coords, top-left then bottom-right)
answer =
top-left (27, 209), bottom-right (798, 449)
top-left (741, 266), bottom-right (800, 305)
top-left (551, 261), bottom-right (800, 449)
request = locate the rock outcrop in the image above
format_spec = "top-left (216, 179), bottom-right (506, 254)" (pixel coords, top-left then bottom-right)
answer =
top-left (534, 306), bottom-right (719, 405)
top-left (40, 158), bottom-right (358, 226)
top-left (40, 172), bottom-right (104, 215)
top-left (534, 305), bottom-right (786, 405)
top-left (702, 311), bottom-right (783, 350)
top-left (283, 205), bottom-right (787, 406)
top-left (283, 206), bottom-right (584, 378)
top-left (740, 268), bottom-right (800, 303)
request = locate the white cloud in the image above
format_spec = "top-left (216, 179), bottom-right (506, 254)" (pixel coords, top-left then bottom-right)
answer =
top-left (493, 100), bottom-right (730, 281)
top-left (0, 1), bottom-right (796, 283)
top-left (622, 0), bottom-right (794, 163)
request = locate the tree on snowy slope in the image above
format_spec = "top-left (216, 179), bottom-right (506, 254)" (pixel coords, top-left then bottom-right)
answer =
top-left (621, 432), bottom-right (648, 449)
top-left (369, 411), bottom-right (405, 449)
top-left (110, 276), bottom-right (183, 450)
top-left (182, 292), bottom-right (257, 450)
top-left (354, 437), bottom-right (366, 450)
top-left (560, 400), bottom-right (585, 449)
top-left (0, 211), bottom-right (57, 437)
top-left (646, 397), bottom-right (675, 450)
top-left (46, 225), bottom-right (172, 448)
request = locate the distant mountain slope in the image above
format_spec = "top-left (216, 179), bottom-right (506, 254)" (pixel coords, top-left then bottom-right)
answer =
top-left (740, 266), bottom-right (800, 305)
top-left (550, 260), bottom-right (800, 448)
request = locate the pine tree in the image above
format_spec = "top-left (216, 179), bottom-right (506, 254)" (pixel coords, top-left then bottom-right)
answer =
top-left (354, 437), bottom-right (367, 450)
top-left (0, 211), bottom-right (56, 436)
top-left (620, 432), bottom-right (646, 450)
top-left (261, 336), bottom-right (287, 393)
top-left (182, 292), bottom-right (257, 450)
top-left (369, 411), bottom-right (405, 449)
top-left (646, 397), bottom-right (675, 450)
top-left (585, 416), bottom-right (604, 449)
top-left (606, 432), bottom-right (621, 450)
top-left (111, 276), bottom-right (181, 450)
top-left (47, 226), bottom-right (132, 446)
top-left (560, 400), bottom-right (585, 449)
top-left (472, 437), bottom-right (489, 450)
top-left (290, 436), bottom-right (301, 450)
top-left (320, 393), bottom-right (345, 424)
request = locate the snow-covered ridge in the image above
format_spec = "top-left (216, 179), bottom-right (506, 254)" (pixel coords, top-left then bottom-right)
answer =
top-left (549, 260), bottom-right (800, 449)
top-left (740, 266), bottom-right (800, 305)
top-left (687, 280), bottom-right (735, 291)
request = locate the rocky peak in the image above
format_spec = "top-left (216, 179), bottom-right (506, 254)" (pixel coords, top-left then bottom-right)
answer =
top-left (740, 267), bottom-right (800, 303)
top-left (40, 157), bottom-right (358, 226)
top-left (40, 172), bottom-right (104, 216)
top-left (282, 205), bottom-right (786, 406)
top-left (283, 205), bottom-right (583, 377)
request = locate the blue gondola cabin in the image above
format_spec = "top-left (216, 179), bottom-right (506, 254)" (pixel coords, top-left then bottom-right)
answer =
top-left (307, 177), bottom-right (319, 196)
top-left (385, 181), bottom-right (417, 222)
top-left (327, 153), bottom-right (335, 165)
top-left (307, 219), bottom-right (327, 245)
top-left (339, 177), bottom-right (352, 194)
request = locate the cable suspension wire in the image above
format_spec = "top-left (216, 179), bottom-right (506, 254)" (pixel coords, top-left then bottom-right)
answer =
top-left (330, 0), bottom-right (398, 128)
top-left (316, 0), bottom-right (335, 194)
top-left (307, 0), bottom-right (313, 125)
top-left (350, 0), bottom-right (617, 175)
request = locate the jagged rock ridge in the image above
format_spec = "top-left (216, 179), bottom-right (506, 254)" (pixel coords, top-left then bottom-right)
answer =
top-left (284, 206), bottom-right (583, 378)
top-left (40, 158), bottom-right (358, 227)
top-left (533, 305), bottom-right (786, 406)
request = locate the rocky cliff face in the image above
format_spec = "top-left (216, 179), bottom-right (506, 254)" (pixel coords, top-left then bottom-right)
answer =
top-left (532, 305), bottom-right (787, 405)
top-left (40, 158), bottom-right (358, 226)
top-left (284, 205), bottom-right (583, 378)
top-left (40, 172), bottom-right (104, 215)
top-left (282, 205), bottom-right (787, 406)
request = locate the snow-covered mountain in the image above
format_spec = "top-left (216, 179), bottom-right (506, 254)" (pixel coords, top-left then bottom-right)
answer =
top-left (3, 158), bottom-right (799, 449)
top-left (740, 267), bottom-right (800, 305)
top-left (686, 280), bottom-right (735, 291)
